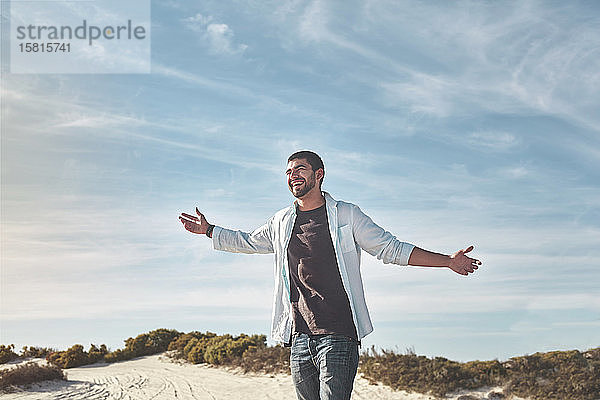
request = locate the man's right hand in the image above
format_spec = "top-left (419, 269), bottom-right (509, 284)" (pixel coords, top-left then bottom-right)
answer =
top-left (179, 207), bottom-right (210, 235)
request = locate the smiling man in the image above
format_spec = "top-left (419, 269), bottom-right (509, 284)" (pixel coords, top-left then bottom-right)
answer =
top-left (179, 150), bottom-right (481, 400)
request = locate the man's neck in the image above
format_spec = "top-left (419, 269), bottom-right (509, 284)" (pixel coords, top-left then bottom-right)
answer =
top-left (296, 190), bottom-right (325, 211)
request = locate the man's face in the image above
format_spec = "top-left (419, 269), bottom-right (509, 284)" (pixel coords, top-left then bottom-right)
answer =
top-left (285, 158), bottom-right (322, 199)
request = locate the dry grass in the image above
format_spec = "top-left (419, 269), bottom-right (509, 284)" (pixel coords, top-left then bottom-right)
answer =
top-left (359, 347), bottom-right (600, 400)
top-left (359, 347), bottom-right (505, 397)
top-left (228, 345), bottom-right (291, 375)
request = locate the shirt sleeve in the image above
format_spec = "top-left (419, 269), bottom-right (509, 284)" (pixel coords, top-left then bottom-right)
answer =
top-left (212, 221), bottom-right (274, 254)
top-left (350, 205), bottom-right (415, 265)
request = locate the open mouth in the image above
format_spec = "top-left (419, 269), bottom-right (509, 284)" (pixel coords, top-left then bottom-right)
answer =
top-left (290, 179), bottom-right (305, 187)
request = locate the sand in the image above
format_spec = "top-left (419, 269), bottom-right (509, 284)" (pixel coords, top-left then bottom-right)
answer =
top-left (2, 354), bottom-right (516, 400)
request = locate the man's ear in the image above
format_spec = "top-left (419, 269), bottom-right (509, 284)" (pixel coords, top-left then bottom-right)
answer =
top-left (316, 168), bottom-right (324, 182)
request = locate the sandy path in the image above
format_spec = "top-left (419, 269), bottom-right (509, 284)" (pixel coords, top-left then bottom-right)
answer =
top-left (2, 354), bottom-right (509, 400)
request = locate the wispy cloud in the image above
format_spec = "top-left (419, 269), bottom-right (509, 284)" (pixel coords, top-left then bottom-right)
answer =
top-left (3, 80), bottom-right (291, 178)
top-left (465, 131), bottom-right (520, 151)
top-left (379, 77), bottom-right (457, 117)
top-left (282, 0), bottom-right (600, 135)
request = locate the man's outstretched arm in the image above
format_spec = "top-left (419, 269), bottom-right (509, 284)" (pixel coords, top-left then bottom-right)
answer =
top-left (408, 245), bottom-right (482, 276)
top-left (179, 207), bottom-right (273, 254)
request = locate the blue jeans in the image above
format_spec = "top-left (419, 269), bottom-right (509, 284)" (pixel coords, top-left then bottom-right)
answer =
top-left (290, 333), bottom-right (359, 400)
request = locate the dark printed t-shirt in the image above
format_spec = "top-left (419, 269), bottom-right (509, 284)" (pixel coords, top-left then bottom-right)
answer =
top-left (287, 203), bottom-right (357, 340)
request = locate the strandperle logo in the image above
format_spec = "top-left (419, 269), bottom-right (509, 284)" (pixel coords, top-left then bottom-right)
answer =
top-left (15, 19), bottom-right (146, 46)
top-left (10, 0), bottom-right (150, 73)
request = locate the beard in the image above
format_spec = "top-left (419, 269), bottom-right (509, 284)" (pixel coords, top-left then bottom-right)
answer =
top-left (289, 173), bottom-right (316, 198)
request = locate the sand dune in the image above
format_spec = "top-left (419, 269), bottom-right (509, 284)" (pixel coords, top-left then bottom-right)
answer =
top-left (3, 354), bottom-right (515, 400)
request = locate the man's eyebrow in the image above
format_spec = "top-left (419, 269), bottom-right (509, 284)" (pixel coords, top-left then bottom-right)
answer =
top-left (285, 164), bottom-right (307, 174)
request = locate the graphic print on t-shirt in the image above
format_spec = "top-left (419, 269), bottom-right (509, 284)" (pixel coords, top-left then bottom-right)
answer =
top-left (287, 204), bottom-right (357, 339)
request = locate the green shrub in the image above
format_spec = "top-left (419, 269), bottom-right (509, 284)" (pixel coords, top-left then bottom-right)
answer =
top-left (166, 332), bottom-right (267, 366)
top-left (0, 362), bottom-right (65, 392)
top-left (88, 344), bottom-right (108, 363)
top-left (20, 346), bottom-right (55, 359)
top-left (0, 345), bottom-right (19, 364)
top-left (105, 328), bottom-right (182, 363)
top-left (169, 332), bottom-right (198, 357)
top-left (46, 344), bottom-right (89, 369)
top-left (46, 344), bottom-right (109, 368)
top-left (203, 338), bottom-right (230, 365)
top-left (167, 331), bottom-right (217, 361)
top-left (123, 328), bottom-right (181, 357)
top-left (187, 339), bottom-right (205, 364)
top-left (104, 348), bottom-right (135, 363)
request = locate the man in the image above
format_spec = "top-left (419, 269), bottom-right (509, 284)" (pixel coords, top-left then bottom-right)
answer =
top-left (179, 150), bottom-right (481, 400)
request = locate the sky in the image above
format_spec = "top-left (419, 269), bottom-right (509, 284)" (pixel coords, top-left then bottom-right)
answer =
top-left (1, 0), bottom-right (599, 362)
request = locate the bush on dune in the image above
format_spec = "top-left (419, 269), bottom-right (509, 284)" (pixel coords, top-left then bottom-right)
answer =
top-left (0, 345), bottom-right (19, 364)
top-left (103, 348), bottom-right (135, 363)
top-left (0, 362), bottom-right (65, 392)
top-left (168, 331), bottom-right (218, 363)
top-left (359, 346), bottom-right (600, 400)
top-left (166, 331), bottom-right (288, 373)
top-left (229, 344), bottom-right (291, 374)
top-left (504, 348), bottom-right (600, 400)
top-left (7, 328), bottom-right (598, 400)
top-left (46, 329), bottom-right (182, 367)
top-left (358, 348), bottom-right (500, 397)
top-left (20, 346), bottom-right (55, 359)
top-left (1, 345), bottom-right (57, 365)
top-left (88, 344), bottom-right (109, 363)
top-left (204, 334), bottom-right (265, 365)
top-left (121, 328), bottom-right (181, 358)
top-left (103, 328), bottom-right (182, 364)
top-left (167, 332), bottom-right (266, 366)
top-left (46, 344), bottom-right (108, 369)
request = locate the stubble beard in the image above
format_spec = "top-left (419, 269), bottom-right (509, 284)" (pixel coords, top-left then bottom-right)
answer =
top-left (289, 173), bottom-right (316, 199)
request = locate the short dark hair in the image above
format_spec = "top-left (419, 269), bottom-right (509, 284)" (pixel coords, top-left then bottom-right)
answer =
top-left (288, 150), bottom-right (325, 187)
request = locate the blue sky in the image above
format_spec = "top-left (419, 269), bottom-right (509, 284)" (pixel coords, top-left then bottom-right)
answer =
top-left (1, 0), bottom-right (599, 362)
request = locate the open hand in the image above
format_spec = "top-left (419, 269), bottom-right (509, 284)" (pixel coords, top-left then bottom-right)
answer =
top-left (448, 245), bottom-right (482, 276)
top-left (179, 207), bottom-right (210, 235)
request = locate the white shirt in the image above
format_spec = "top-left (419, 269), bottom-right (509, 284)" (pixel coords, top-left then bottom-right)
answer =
top-left (212, 192), bottom-right (415, 344)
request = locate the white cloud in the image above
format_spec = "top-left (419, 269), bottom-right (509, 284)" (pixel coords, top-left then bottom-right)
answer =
top-left (206, 23), bottom-right (248, 55)
top-left (182, 13), bottom-right (213, 30)
top-left (182, 13), bottom-right (247, 55)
